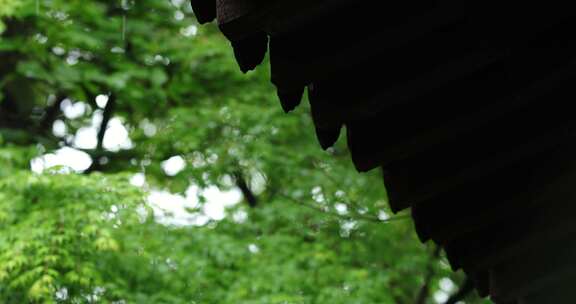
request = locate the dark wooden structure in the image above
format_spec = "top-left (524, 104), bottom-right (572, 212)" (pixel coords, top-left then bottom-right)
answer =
top-left (191, 1), bottom-right (576, 302)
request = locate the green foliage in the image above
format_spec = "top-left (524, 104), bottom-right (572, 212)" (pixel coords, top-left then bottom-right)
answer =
top-left (0, 0), bottom-right (21, 20)
top-left (0, 1), bottom-right (486, 303)
top-left (0, 170), bottom-right (143, 302)
top-left (0, 146), bottom-right (461, 303)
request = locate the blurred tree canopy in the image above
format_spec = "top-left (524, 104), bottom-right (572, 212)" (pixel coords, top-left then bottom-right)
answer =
top-left (0, 1), bottom-right (485, 303)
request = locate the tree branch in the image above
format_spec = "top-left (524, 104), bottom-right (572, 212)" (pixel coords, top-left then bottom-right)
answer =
top-left (96, 94), bottom-right (116, 151)
top-left (85, 94), bottom-right (116, 173)
top-left (444, 278), bottom-right (474, 304)
top-left (39, 95), bottom-right (66, 132)
top-left (278, 192), bottom-right (410, 224)
top-left (233, 170), bottom-right (258, 208)
top-left (416, 246), bottom-right (442, 304)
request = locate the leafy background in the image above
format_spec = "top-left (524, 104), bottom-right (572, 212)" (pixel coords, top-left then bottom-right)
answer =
top-left (0, 0), bottom-right (487, 303)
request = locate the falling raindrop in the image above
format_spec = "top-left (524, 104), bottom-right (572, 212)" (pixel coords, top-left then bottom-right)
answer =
top-left (122, 15), bottom-right (127, 41)
top-left (36, 0), bottom-right (40, 15)
top-left (118, 0), bottom-right (128, 42)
